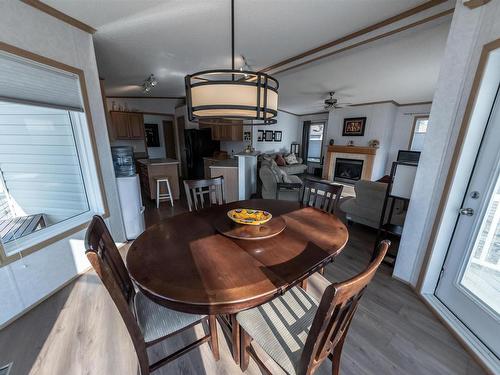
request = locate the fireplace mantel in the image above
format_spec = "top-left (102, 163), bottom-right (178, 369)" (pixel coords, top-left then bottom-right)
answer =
top-left (327, 145), bottom-right (377, 155)
top-left (322, 145), bottom-right (378, 181)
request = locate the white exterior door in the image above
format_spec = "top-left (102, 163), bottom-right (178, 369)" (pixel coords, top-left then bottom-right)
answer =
top-left (436, 92), bottom-right (500, 360)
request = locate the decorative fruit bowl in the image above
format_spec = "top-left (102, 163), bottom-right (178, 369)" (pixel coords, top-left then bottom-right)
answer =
top-left (227, 208), bottom-right (272, 226)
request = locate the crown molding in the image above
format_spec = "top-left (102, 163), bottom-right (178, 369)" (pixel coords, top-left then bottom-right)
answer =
top-left (20, 0), bottom-right (96, 34)
top-left (463, 0), bottom-right (491, 9)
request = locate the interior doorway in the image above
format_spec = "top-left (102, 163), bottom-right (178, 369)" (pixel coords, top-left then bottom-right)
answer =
top-left (163, 120), bottom-right (176, 159)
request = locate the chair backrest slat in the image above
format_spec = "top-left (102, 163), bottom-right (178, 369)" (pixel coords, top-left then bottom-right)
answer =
top-left (85, 216), bottom-right (147, 365)
top-left (301, 180), bottom-right (343, 214)
top-left (298, 240), bottom-right (390, 374)
top-left (184, 176), bottom-right (225, 212)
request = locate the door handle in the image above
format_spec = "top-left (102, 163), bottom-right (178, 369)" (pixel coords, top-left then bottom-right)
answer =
top-left (459, 208), bottom-right (474, 216)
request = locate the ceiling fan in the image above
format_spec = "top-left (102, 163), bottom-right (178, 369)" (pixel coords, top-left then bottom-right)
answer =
top-left (323, 92), bottom-right (351, 110)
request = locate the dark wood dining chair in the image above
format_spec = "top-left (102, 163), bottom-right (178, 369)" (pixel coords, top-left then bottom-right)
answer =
top-left (85, 215), bottom-right (219, 375)
top-left (183, 176), bottom-right (225, 211)
top-left (301, 179), bottom-right (343, 215)
top-left (301, 179), bottom-right (343, 277)
top-left (237, 240), bottom-right (390, 375)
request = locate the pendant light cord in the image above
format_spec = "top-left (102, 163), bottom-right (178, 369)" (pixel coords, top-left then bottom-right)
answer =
top-left (231, 0), bottom-right (235, 70)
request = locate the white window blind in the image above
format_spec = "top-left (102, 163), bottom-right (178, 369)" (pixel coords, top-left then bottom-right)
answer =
top-left (0, 51), bottom-right (84, 112)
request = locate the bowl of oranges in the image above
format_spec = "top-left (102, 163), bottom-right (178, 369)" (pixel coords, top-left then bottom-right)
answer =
top-left (227, 208), bottom-right (272, 226)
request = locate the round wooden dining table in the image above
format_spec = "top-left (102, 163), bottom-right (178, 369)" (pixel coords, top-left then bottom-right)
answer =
top-left (126, 199), bottom-right (349, 315)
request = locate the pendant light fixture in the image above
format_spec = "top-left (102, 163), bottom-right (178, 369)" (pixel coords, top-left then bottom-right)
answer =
top-left (185, 0), bottom-right (279, 125)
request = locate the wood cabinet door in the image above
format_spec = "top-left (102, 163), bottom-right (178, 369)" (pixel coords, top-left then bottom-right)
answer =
top-left (211, 125), bottom-right (221, 140)
top-left (231, 124), bottom-right (243, 141)
top-left (128, 114), bottom-right (144, 139)
top-left (111, 112), bottom-right (130, 139)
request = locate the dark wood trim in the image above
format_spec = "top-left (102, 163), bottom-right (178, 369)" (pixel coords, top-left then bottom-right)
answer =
top-left (261, 0), bottom-right (450, 73)
top-left (398, 101), bottom-right (433, 106)
top-left (295, 101), bottom-right (433, 116)
top-left (350, 100), bottom-right (399, 107)
top-left (20, 0), bottom-right (96, 34)
top-left (272, 9), bottom-right (454, 76)
top-left (277, 108), bottom-right (300, 116)
top-left (109, 110), bottom-right (174, 117)
top-left (463, 0), bottom-right (491, 9)
top-left (416, 37), bottom-right (500, 292)
top-left (0, 41), bottom-right (110, 265)
top-left (296, 110), bottom-right (330, 117)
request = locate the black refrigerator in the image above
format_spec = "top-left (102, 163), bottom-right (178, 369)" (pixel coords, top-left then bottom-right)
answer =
top-left (184, 128), bottom-right (220, 179)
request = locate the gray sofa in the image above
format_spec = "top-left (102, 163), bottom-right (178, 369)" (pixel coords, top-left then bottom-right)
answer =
top-left (259, 159), bottom-right (302, 200)
top-left (340, 180), bottom-right (405, 229)
top-left (258, 153), bottom-right (307, 175)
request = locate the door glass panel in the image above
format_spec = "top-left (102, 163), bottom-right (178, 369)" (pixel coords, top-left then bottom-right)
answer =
top-left (460, 174), bottom-right (500, 315)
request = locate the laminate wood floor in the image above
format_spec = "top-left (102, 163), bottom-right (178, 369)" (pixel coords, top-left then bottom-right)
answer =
top-left (0, 200), bottom-right (485, 375)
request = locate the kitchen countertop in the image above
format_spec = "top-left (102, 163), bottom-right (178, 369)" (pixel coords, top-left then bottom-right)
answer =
top-left (208, 159), bottom-right (238, 168)
top-left (235, 151), bottom-right (260, 157)
top-left (137, 158), bottom-right (180, 166)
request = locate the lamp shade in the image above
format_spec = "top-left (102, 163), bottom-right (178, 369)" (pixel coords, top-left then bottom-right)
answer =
top-left (185, 70), bottom-right (278, 125)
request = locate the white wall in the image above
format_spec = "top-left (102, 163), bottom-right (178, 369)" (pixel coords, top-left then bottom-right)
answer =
top-left (144, 114), bottom-right (171, 159)
top-left (386, 104), bottom-right (432, 170)
top-left (252, 110), bottom-right (301, 154)
top-left (394, 1), bottom-right (500, 285)
top-left (0, 0), bottom-right (125, 326)
top-left (326, 103), bottom-right (398, 180)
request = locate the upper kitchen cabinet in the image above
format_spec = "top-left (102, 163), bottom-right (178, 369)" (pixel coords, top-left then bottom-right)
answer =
top-left (110, 111), bottom-right (145, 140)
top-left (199, 119), bottom-right (243, 141)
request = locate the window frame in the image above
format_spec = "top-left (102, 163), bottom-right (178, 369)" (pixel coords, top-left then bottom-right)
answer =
top-left (0, 41), bottom-right (110, 266)
top-left (306, 122), bottom-right (326, 163)
top-left (408, 115), bottom-right (430, 151)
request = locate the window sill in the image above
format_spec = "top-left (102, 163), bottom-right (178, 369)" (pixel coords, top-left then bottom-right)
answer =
top-left (0, 210), bottom-right (107, 267)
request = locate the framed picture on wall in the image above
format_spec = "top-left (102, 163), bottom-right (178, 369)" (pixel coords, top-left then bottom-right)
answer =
top-left (144, 123), bottom-right (160, 147)
top-left (257, 130), bottom-right (264, 142)
top-left (274, 131), bottom-right (282, 142)
top-left (264, 130), bottom-right (274, 141)
top-left (342, 117), bottom-right (366, 136)
top-left (244, 131), bottom-right (251, 141)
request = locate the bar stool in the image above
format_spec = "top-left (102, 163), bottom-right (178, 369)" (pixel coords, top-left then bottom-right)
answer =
top-left (155, 177), bottom-right (174, 208)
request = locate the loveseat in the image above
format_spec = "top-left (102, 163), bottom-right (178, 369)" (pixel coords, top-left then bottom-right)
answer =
top-left (259, 159), bottom-right (303, 200)
top-left (258, 153), bottom-right (307, 175)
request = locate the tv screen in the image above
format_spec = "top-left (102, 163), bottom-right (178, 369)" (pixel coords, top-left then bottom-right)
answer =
top-left (397, 150), bottom-right (421, 164)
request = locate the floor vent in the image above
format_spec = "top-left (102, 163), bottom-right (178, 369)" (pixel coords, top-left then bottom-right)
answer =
top-left (0, 363), bottom-right (12, 375)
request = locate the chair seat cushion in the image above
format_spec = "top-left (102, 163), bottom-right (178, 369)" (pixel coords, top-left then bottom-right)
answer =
top-left (236, 286), bottom-right (319, 375)
top-left (134, 291), bottom-right (205, 343)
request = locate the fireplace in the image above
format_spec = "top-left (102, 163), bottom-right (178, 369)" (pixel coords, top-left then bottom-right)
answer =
top-left (334, 158), bottom-right (364, 183)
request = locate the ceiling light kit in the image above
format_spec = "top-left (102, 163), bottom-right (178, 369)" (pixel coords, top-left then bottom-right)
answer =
top-left (185, 0), bottom-right (279, 125)
top-left (142, 74), bottom-right (158, 93)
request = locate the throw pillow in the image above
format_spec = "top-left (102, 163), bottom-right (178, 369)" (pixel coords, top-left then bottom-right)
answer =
top-left (285, 153), bottom-right (298, 165)
top-left (275, 154), bottom-right (286, 166)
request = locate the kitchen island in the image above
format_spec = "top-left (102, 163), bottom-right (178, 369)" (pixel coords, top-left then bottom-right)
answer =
top-left (136, 158), bottom-right (180, 200)
top-left (209, 158), bottom-right (238, 202)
